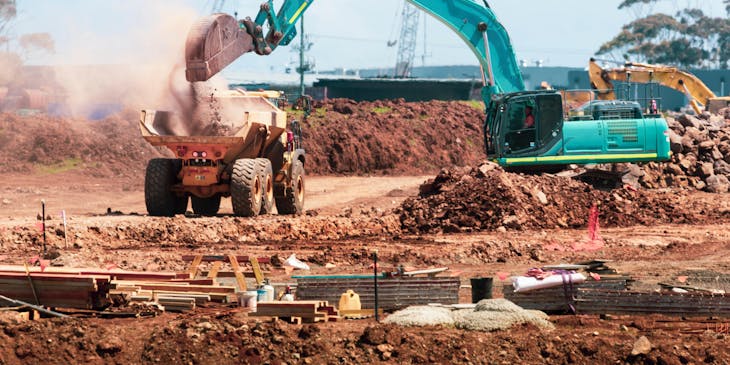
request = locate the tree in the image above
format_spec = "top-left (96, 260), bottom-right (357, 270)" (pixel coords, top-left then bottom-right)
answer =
top-left (0, 1), bottom-right (55, 86)
top-left (598, 1), bottom-right (730, 69)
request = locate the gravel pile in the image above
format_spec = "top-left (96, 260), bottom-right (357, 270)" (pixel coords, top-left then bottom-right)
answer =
top-left (383, 305), bottom-right (455, 327)
top-left (384, 299), bottom-right (553, 332)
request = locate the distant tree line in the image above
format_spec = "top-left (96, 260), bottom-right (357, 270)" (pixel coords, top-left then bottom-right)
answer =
top-left (597, 0), bottom-right (730, 69)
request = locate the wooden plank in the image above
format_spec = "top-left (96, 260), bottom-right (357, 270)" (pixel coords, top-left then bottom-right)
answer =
top-left (249, 257), bottom-right (264, 286)
top-left (117, 283), bottom-right (236, 294)
top-left (229, 255), bottom-right (247, 291)
top-left (188, 255), bottom-right (203, 279)
top-left (402, 267), bottom-right (449, 277)
top-left (207, 262), bottom-right (222, 279)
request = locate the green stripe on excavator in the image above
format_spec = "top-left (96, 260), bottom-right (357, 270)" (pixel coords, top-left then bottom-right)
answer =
top-left (504, 152), bottom-right (658, 165)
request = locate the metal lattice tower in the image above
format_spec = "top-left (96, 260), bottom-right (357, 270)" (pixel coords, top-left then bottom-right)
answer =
top-left (394, 2), bottom-right (420, 78)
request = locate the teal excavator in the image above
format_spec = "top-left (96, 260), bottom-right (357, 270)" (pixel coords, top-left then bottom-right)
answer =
top-left (185, 0), bottom-right (671, 170)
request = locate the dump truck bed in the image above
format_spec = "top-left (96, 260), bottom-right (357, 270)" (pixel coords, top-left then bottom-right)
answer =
top-left (139, 90), bottom-right (288, 164)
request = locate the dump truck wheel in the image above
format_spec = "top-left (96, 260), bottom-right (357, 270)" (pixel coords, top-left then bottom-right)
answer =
top-left (191, 195), bottom-right (221, 216)
top-left (255, 158), bottom-right (275, 215)
top-left (145, 158), bottom-right (182, 217)
top-left (231, 159), bottom-right (262, 217)
top-left (275, 159), bottom-right (305, 215)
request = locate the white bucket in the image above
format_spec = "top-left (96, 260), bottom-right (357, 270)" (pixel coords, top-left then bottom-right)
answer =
top-left (239, 291), bottom-right (258, 311)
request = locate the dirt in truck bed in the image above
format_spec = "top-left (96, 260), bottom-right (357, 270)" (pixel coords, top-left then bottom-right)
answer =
top-left (1, 102), bottom-right (730, 363)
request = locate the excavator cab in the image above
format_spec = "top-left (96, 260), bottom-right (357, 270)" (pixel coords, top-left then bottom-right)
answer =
top-left (487, 90), bottom-right (564, 160)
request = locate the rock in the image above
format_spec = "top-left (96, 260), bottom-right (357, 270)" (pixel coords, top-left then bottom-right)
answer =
top-left (668, 130), bottom-right (683, 154)
top-left (699, 162), bottom-right (714, 178)
top-left (631, 336), bottom-right (652, 356)
top-left (681, 136), bottom-right (695, 152)
top-left (714, 160), bottom-right (730, 175)
top-left (699, 140), bottom-right (715, 150)
top-left (1, 198), bottom-right (9, 205)
top-left (477, 162), bottom-right (499, 177)
top-left (706, 174), bottom-right (730, 193)
top-left (501, 215), bottom-right (521, 230)
top-left (534, 190), bottom-right (548, 205)
top-left (712, 146), bottom-right (724, 161)
top-left (677, 114), bottom-right (700, 129)
top-left (96, 335), bottom-right (124, 355)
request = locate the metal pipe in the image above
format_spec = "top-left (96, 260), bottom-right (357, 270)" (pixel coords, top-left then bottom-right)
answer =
top-left (373, 249), bottom-right (379, 322)
top-left (0, 294), bottom-right (69, 318)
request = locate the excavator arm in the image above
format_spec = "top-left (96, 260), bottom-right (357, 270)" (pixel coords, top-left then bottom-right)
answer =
top-left (406, 0), bottom-right (524, 98)
top-left (589, 58), bottom-right (717, 114)
top-left (185, 0), bottom-right (312, 82)
top-left (185, 0), bottom-right (525, 101)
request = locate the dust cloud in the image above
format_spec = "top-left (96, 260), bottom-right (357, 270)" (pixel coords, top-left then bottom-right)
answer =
top-left (50, 1), bottom-right (229, 132)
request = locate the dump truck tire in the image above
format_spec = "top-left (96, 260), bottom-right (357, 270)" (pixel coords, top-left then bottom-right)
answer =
top-left (255, 158), bottom-right (275, 215)
top-left (191, 195), bottom-right (221, 216)
top-left (231, 159), bottom-right (262, 217)
top-left (275, 159), bottom-right (304, 215)
top-left (145, 158), bottom-right (183, 217)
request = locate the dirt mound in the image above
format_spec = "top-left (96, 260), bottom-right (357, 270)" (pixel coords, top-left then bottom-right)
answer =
top-left (302, 98), bottom-right (486, 175)
top-left (398, 163), bottom-right (730, 233)
top-left (0, 111), bottom-right (160, 180)
top-left (0, 311), bottom-right (727, 364)
top-left (629, 111), bottom-right (730, 192)
top-left (0, 99), bottom-right (486, 179)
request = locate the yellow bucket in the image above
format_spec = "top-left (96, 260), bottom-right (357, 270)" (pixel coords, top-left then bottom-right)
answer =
top-left (338, 290), bottom-right (361, 311)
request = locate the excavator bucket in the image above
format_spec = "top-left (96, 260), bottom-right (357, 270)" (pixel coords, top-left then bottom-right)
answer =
top-left (185, 14), bottom-right (255, 82)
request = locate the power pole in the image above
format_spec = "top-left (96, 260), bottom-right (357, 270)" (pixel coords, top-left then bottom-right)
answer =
top-left (394, 2), bottom-right (420, 78)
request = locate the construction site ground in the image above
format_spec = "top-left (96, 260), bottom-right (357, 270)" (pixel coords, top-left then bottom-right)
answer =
top-left (1, 102), bottom-right (730, 364)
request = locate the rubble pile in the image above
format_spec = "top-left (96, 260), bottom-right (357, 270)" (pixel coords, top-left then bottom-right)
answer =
top-left (398, 162), bottom-right (730, 233)
top-left (631, 109), bottom-right (730, 192)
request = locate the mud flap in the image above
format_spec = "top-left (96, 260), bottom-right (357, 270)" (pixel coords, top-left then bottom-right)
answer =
top-left (185, 14), bottom-right (255, 82)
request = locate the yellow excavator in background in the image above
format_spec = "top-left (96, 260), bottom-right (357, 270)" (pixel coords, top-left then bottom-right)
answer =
top-left (589, 58), bottom-right (730, 115)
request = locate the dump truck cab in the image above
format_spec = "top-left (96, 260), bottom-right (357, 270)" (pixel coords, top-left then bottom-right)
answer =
top-left (486, 90), bottom-right (672, 167)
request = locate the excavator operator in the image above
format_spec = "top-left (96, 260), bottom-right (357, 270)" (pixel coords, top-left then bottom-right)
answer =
top-left (523, 105), bottom-right (535, 128)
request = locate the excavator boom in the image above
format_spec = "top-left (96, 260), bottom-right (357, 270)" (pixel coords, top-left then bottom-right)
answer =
top-left (589, 58), bottom-right (724, 114)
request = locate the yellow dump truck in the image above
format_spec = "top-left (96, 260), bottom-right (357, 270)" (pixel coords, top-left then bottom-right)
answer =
top-left (139, 90), bottom-right (305, 217)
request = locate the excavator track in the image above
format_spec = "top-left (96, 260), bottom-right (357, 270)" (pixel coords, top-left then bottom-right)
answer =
top-left (185, 14), bottom-right (255, 82)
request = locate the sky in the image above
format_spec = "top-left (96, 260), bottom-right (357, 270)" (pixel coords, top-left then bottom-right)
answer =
top-left (11, 0), bottom-right (729, 80)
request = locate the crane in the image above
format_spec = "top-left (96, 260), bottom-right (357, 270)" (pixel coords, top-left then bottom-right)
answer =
top-left (184, 0), bottom-right (671, 170)
top-left (393, 2), bottom-right (420, 78)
